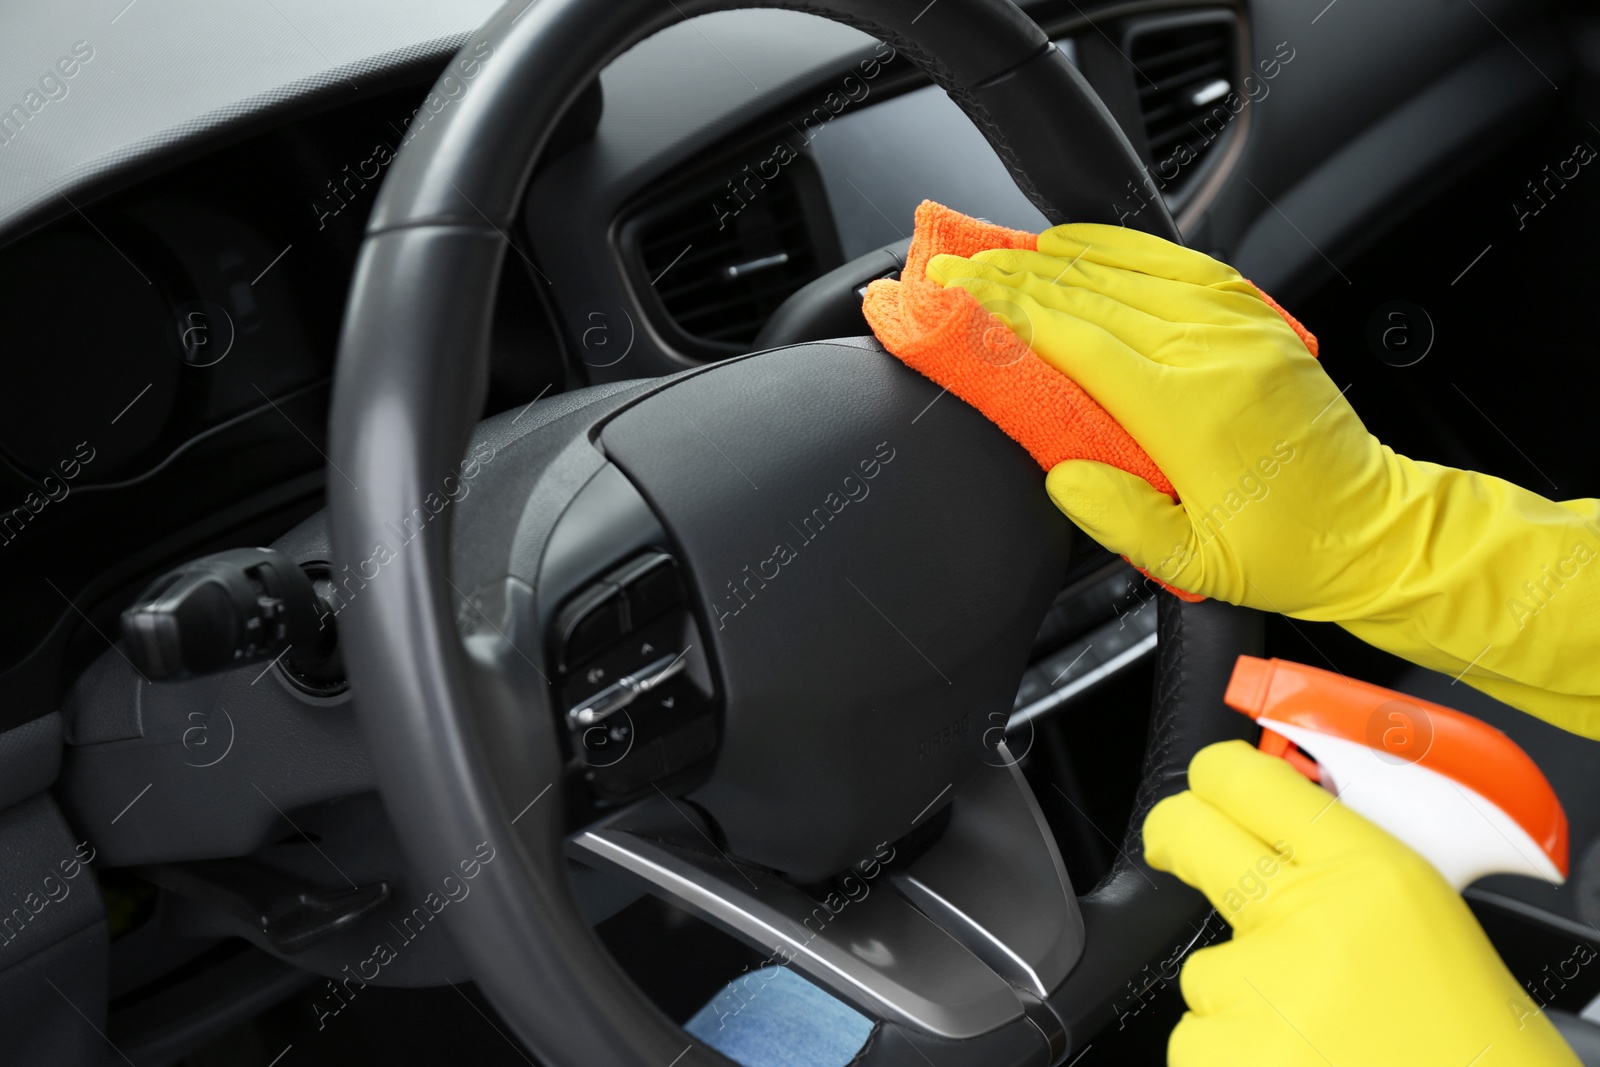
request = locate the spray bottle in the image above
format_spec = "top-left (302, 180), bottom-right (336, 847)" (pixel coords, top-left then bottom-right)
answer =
top-left (1223, 655), bottom-right (1567, 890)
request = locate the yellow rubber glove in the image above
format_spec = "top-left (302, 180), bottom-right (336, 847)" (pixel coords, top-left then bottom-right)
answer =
top-left (926, 227), bottom-right (1600, 738)
top-left (1144, 740), bottom-right (1579, 1067)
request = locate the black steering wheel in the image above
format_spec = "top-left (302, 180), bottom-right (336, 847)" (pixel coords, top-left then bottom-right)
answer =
top-left (328, 1), bottom-right (1260, 1064)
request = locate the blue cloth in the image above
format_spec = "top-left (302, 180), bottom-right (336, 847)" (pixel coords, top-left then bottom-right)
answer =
top-left (684, 966), bottom-right (874, 1067)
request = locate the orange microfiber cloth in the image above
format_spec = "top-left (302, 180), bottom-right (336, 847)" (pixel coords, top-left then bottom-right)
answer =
top-left (862, 201), bottom-right (1319, 602)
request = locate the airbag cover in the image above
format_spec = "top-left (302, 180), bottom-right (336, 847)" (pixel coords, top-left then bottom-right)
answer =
top-left (601, 341), bottom-right (1068, 881)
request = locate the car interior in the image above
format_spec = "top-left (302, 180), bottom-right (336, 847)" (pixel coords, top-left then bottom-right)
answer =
top-left (4, 0), bottom-right (1600, 1064)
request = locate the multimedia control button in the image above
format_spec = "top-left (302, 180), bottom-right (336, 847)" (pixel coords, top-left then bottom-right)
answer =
top-left (555, 585), bottom-right (624, 670)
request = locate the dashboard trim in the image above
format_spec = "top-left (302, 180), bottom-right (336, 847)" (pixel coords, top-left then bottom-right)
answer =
top-left (0, 33), bottom-right (472, 254)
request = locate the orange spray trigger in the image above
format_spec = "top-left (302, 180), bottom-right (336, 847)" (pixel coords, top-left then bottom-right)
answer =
top-left (1256, 727), bottom-right (1322, 783)
top-left (1222, 656), bottom-right (1568, 890)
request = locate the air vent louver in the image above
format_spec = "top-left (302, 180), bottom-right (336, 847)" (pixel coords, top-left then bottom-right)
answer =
top-left (1129, 15), bottom-right (1238, 187)
top-left (637, 167), bottom-right (820, 349)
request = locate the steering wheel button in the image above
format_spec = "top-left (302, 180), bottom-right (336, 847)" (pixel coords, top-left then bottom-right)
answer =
top-left (568, 652), bottom-right (690, 727)
top-left (620, 556), bottom-right (683, 627)
top-left (556, 586), bottom-right (625, 670)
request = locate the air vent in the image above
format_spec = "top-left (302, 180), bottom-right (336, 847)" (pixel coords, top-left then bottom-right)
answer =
top-left (635, 165), bottom-right (822, 351)
top-left (1128, 14), bottom-right (1239, 189)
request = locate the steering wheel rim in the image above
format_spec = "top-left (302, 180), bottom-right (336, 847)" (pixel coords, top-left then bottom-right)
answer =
top-left (328, 2), bottom-right (1259, 1064)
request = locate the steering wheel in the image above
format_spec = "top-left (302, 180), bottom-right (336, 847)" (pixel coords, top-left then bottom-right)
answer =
top-left (328, 1), bottom-right (1260, 1064)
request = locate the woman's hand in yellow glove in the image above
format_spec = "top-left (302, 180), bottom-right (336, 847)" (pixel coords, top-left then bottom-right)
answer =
top-left (1144, 741), bottom-right (1579, 1067)
top-left (925, 226), bottom-right (1391, 615)
top-left (927, 226), bottom-right (1600, 737)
